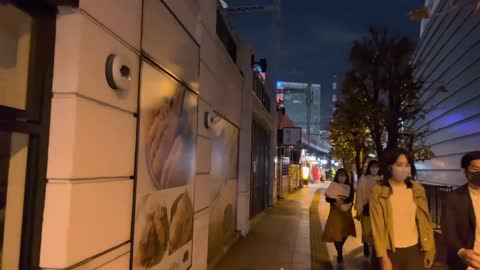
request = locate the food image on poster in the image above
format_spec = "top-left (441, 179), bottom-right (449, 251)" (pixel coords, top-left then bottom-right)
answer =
top-left (207, 117), bottom-right (239, 262)
top-left (134, 199), bottom-right (169, 268)
top-left (169, 191), bottom-right (194, 254)
top-left (145, 84), bottom-right (195, 190)
top-left (133, 62), bottom-right (197, 270)
top-left (133, 188), bottom-right (194, 270)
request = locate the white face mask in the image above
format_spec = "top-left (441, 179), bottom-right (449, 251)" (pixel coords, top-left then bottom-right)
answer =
top-left (391, 165), bottom-right (411, 182)
top-left (338, 176), bottom-right (347, 183)
top-left (371, 167), bottom-right (379, 176)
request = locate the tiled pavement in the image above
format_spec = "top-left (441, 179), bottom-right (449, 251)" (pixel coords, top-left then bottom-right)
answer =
top-left (214, 184), bottom-right (315, 270)
top-left (214, 183), bottom-right (448, 270)
top-left (214, 183), bottom-right (371, 270)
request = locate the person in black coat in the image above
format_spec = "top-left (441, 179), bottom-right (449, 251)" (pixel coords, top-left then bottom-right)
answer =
top-left (442, 151), bottom-right (480, 270)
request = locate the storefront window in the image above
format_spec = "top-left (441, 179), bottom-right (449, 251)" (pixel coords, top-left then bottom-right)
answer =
top-left (0, 4), bottom-right (32, 111)
top-left (0, 132), bottom-right (29, 269)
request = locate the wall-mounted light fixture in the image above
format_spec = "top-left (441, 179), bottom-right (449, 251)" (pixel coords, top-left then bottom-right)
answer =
top-left (105, 54), bottom-right (131, 91)
top-left (204, 112), bottom-right (215, 129)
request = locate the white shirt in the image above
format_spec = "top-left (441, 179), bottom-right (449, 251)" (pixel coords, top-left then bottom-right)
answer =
top-left (389, 180), bottom-right (419, 248)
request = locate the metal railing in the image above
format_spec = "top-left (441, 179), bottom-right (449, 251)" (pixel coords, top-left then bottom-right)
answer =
top-left (216, 7), bottom-right (237, 63)
top-left (422, 182), bottom-right (455, 230)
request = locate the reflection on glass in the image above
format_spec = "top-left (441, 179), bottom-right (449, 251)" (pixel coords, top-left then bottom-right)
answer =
top-left (0, 4), bottom-right (32, 110)
top-left (0, 132), bottom-right (29, 269)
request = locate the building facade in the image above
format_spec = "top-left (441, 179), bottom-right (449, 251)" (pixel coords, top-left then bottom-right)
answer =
top-left (277, 81), bottom-right (322, 142)
top-left (319, 75), bottom-right (339, 131)
top-left (413, 0), bottom-right (480, 186)
top-left (0, 0), bottom-right (276, 269)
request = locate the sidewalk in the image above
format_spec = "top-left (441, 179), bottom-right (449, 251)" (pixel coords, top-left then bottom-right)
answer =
top-left (214, 182), bottom-right (370, 270)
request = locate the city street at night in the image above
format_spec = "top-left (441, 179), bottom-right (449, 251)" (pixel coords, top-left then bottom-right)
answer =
top-left (1, 0), bottom-right (479, 269)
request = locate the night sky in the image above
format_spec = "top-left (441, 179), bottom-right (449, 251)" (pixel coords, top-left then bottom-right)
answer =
top-left (227, 0), bottom-right (423, 86)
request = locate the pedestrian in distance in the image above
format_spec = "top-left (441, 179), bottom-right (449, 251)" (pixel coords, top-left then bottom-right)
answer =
top-left (322, 168), bottom-right (357, 263)
top-left (355, 160), bottom-right (382, 268)
top-left (370, 147), bottom-right (435, 270)
top-left (441, 151), bottom-right (480, 270)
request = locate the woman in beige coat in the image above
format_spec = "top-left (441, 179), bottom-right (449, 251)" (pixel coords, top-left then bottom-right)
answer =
top-left (370, 147), bottom-right (435, 270)
top-left (322, 168), bottom-right (356, 263)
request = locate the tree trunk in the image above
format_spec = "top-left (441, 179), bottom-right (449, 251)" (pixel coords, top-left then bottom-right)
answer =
top-left (387, 128), bottom-right (399, 149)
top-left (355, 148), bottom-right (361, 179)
top-left (386, 110), bottom-right (400, 149)
top-left (371, 124), bottom-right (384, 161)
top-left (342, 158), bottom-right (348, 171)
top-left (361, 149), bottom-right (368, 172)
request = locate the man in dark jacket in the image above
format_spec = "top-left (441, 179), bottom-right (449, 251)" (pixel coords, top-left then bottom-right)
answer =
top-left (442, 151), bottom-right (480, 270)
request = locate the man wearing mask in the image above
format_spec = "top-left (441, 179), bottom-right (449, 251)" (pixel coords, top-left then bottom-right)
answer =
top-left (442, 151), bottom-right (480, 270)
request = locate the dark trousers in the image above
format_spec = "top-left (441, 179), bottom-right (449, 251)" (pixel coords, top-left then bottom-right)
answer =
top-left (387, 245), bottom-right (425, 270)
top-left (371, 246), bottom-right (382, 270)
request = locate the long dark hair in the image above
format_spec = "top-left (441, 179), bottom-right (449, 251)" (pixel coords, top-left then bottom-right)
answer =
top-left (364, 160), bottom-right (379, 176)
top-left (333, 168), bottom-right (351, 185)
top-left (333, 168), bottom-right (354, 200)
top-left (379, 147), bottom-right (415, 187)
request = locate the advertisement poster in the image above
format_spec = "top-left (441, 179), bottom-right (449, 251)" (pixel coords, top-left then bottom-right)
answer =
top-left (132, 62), bottom-right (197, 270)
top-left (282, 127), bottom-right (301, 146)
top-left (207, 117), bottom-right (239, 262)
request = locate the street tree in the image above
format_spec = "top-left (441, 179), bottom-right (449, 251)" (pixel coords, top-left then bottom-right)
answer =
top-left (331, 28), bottom-right (444, 162)
top-left (330, 97), bottom-right (374, 179)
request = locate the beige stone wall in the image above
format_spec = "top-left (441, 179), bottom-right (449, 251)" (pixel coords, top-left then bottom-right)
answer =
top-left (39, 1), bottom-right (276, 269)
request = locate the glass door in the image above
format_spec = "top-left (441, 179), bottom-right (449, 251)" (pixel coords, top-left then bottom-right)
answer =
top-left (0, 132), bottom-right (29, 269)
top-left (0, 1), bottom-right (55, 269)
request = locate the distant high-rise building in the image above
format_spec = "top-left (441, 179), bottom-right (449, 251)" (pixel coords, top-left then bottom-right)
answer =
top-left (319, 74), bottom-right (339, 130)
top-left (276, 75), bottom-right (339, 137)
top-left (276, 81), bottom-right (323, 144)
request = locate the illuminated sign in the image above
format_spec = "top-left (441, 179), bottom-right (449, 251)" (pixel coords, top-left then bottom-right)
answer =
top-left (276, 81), bottom-right (283, 89)
top-left (279, 127), bottom-right (302, 146)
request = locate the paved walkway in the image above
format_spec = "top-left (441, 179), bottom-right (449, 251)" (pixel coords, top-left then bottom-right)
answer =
top-left (214, 183), bottom-right (370, 270)
top-left (214, 182), bottom-right (450, 270)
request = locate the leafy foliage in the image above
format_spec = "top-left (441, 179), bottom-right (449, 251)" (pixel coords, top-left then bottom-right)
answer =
top-left (329, 96), bottom-right (374, 178)
top-left (330, 28), bottom-right (443, 165)
top-left (408, 6), bottom-right (430, 21)
top-left (408, 0), bottom-right (480, 22)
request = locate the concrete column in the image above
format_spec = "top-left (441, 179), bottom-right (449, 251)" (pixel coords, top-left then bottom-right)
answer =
top-left (236, 42), bottom-right (254, 236)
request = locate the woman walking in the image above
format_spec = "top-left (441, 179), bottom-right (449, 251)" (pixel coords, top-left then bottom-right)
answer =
top-left (322, 168), bottom-right (356, 263)
top-left (355, 160), bottom-right (381, 257)
top-left (370, 147), bottom-right (435, 270)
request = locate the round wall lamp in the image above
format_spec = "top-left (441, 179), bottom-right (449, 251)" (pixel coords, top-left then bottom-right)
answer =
top-left (204, 112), bottom-right (216, 129)
top-left (105, 54), bottom-right (131, 91)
